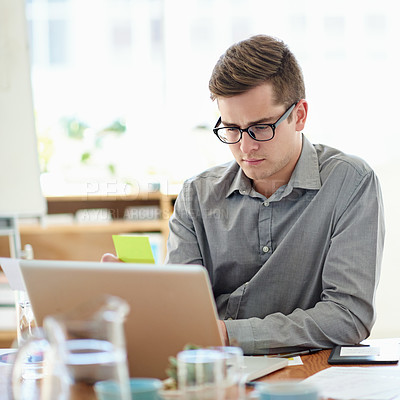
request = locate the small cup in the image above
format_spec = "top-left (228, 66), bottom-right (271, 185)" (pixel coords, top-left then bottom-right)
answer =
top-left (177, 349), bottom-right (225, 400)
top-left (256, 380), bottom-right (319, 400)
top-left (94, 378), bottom-right (162, 400)
top-left (209, 346), bottom-right (245, 400)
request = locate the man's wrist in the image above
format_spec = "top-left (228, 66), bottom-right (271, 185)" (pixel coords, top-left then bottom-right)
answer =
top-left (218, 320), bottom-right (229, 345)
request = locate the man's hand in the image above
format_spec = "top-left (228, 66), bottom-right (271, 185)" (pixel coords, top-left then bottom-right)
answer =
top-left (218, 320), bottom-right (229, 345)
top-left (101, 253), bottom-right (122, 263)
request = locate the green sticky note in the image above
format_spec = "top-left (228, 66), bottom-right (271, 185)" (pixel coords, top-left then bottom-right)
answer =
top-left (112, 235), bottom-right (155, 264)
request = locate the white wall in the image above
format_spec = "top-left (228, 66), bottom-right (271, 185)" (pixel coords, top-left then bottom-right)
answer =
top-left (371, 164), bottom-right (400, 338)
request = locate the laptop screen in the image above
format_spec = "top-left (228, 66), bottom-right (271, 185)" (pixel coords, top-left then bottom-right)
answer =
top-left (19, 259), bottom-right (224, 379)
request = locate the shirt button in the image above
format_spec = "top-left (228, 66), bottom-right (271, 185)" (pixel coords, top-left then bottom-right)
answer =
top-left (263, 201), bottom-right (269, 207)
top-left (262, 246), bottom-right (270, 253)
top-left (240, 190), bottom-right (246, 195)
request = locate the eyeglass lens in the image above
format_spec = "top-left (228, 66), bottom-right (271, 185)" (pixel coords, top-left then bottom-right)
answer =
top-left (218, 125), bottom-right (274, 143)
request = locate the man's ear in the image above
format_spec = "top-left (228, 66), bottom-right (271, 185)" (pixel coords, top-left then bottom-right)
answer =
top-left (295, 99), bottom-right (308, 132)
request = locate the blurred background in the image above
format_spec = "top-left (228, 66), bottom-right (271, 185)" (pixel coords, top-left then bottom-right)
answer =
top-left (9, 0), bottom-right (400, 338)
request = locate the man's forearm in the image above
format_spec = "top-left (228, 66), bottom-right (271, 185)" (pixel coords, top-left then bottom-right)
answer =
top-left (224, 301), bottom-right (371, 355)
top-left (218, 320), bottom-right (229, 345)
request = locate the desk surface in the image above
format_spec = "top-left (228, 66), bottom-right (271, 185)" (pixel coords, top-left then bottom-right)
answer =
top-left (263, 348), bottom-right (332, 381)
top-left (0, 350), bottom-right (341, 400)
top-left (260, 343), bottom-right (400, 400)
top-left (7, 341), bottom-right (400, 400)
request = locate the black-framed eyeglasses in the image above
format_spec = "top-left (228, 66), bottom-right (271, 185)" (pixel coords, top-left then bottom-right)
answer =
top-left (213, 102), bottom-right (298, 144)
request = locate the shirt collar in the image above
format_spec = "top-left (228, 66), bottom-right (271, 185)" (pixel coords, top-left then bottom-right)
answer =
top-left (226, 134), bottom-right (321, 199)
top-left (289, 134), bottom-right (321, 191)
top-left (226, 164), bottom-right (252, 198)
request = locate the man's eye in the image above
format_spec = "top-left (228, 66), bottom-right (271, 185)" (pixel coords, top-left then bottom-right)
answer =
top-left (252, 125), bottom-right (269, 132)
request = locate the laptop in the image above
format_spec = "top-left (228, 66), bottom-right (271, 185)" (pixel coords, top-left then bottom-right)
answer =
top-left (18, 259), bottom-right (288, 380)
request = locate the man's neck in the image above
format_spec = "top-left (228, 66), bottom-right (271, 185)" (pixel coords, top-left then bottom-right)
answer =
top-left (253, 148), bottom-right (302, 198)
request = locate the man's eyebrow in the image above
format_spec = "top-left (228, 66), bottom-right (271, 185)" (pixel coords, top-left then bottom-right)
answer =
top-left (221, 116), bottom-right (275, 127)
top-left (220, 120), bottom-right (239, 127)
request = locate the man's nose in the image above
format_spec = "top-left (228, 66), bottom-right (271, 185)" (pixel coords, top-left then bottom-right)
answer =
top-left (240, 131), bottom-right (259, 154)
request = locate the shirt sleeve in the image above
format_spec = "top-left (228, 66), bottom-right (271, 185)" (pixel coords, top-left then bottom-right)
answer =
top-left (165, 182), bottom-right (204, 266)
top-left (224, 170), bottom-right (385, 354)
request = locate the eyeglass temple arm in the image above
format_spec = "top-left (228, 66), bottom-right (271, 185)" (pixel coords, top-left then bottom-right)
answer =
top-left (214, 116), bottom-right (222, 129)
top-left (275, 102), bottom-right (298, 128)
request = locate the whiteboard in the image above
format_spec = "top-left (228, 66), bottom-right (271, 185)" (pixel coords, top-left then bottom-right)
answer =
top-left (0, 0), bottom-right (46, 217)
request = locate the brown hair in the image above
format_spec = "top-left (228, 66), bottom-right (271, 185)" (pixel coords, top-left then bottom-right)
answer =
top-left (209, 35), bottom-right (305, 108)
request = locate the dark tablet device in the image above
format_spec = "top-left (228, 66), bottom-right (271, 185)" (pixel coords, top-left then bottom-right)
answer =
top-left (328, 345), bottom-right (399, 365)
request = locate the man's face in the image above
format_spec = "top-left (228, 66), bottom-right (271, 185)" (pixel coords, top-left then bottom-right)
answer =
top-left (217, 83), bottom-right (306, 195)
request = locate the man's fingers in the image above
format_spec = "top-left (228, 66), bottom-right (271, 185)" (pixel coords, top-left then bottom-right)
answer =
top-left (101, 253), bottom-right (122, 263)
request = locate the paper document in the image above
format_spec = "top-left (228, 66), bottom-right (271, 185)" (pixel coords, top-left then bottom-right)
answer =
top-left (304, 366), bottom-right (400, 400)
top-left (112, 235), bottom-right (155, 263)
top-left (340, 346), bottom-right (380, 357)
top-left (287, 356), bottom-right (303, 366)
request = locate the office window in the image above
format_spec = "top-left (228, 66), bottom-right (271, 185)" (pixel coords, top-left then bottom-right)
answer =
top-left (323, 15), bottom-right (346, 37)
top-left (364, 14), bottom-right (387, 60)
top-left (24, 0), bottom-right (400, 190)
top-left (191, 18), bottom-right (215, 50)
top-left (48, 19), bottom-right (68, 65)
top-left (111, 22), bottom-right (132, 49)
top-left (231, 18), bottom-right (251, 42)
top-left (365, 14), bottom-right (386, 34)
top-left (323, 16), bottom-right (346, 60)
top-left (289, 14), bottom-right (307, 35)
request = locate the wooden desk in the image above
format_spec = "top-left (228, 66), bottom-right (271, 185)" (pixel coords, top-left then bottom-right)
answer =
top-left (261, 349), bottom-right (332, 381)
top-left (0, 330), bottom-right (16, 348)
top-left (257, 345), bottom-right (400, 400)
top-left (12, 347), bottom-right (400, 399)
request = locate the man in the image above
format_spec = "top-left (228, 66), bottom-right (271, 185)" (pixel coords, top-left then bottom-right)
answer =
top-left (165, 35), bottom-right (384, 354)
top-left (104, 35), bottom-right (384, 354)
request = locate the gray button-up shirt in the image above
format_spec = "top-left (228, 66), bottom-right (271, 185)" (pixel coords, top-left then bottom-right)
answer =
top-left (166, 135), bottom-right (385, 354)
